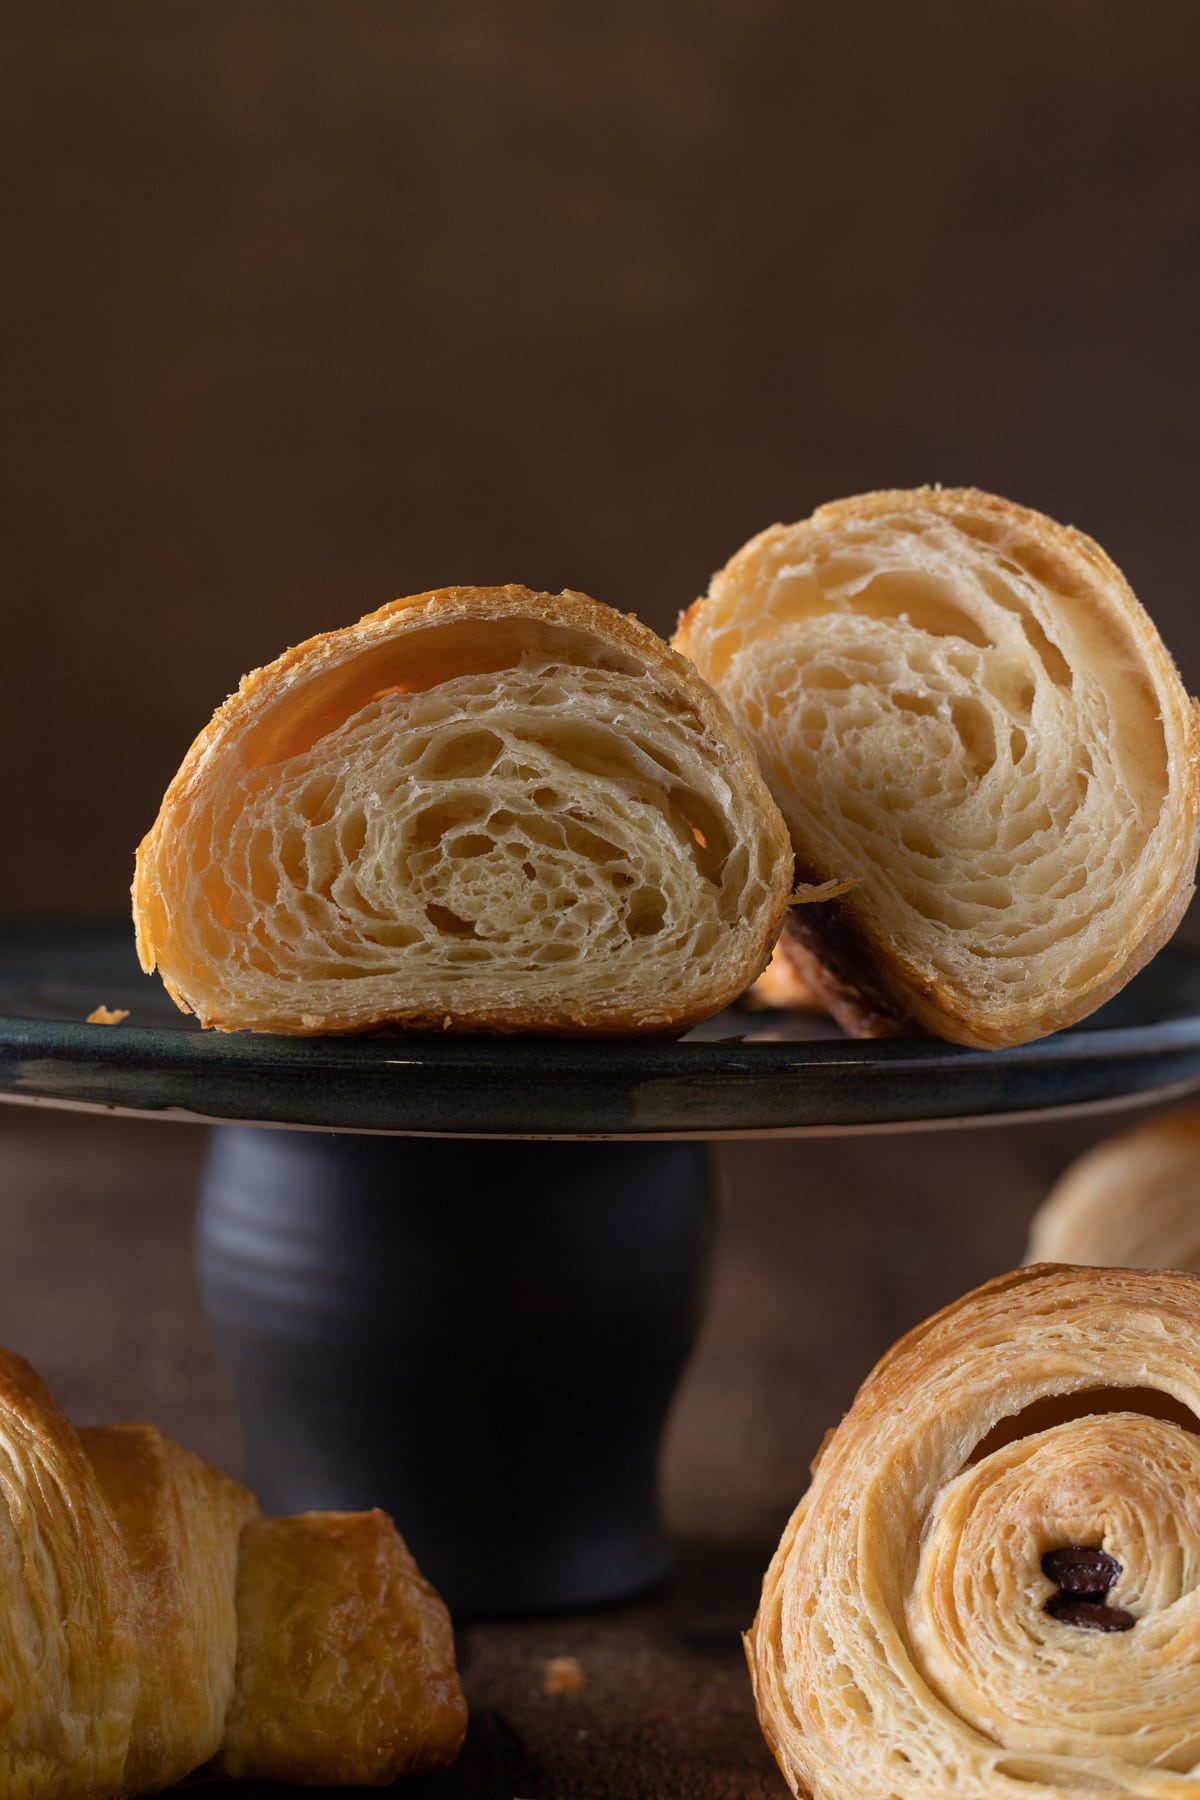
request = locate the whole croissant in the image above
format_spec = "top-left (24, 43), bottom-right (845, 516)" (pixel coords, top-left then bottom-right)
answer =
top-left (0, 1351), bottom-right (466, 1797)
top-left (748, 1265), bottom-right (1200, 1800)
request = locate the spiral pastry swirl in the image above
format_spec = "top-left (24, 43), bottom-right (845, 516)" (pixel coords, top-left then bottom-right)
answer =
top-left (134, 585), bottom-right (792, 1034)
top-left (674, 489), bottom-right (1200, 1047)
top-left (748, 1266), bottom-right (1200, 1800)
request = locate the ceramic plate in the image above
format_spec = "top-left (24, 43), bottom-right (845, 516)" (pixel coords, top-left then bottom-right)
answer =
top-left (2, 920), bottom-right (1199, 1137)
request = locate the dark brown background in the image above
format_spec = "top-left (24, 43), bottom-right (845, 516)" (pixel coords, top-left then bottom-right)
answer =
top-left (2, 6), bottom-right (1200, 1797)
top-left (2, 0), bottom-right (1199, 914)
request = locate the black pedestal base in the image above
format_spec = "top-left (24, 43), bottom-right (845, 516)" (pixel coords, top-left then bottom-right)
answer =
top-left (197, 1129), bottom-right (714, 1617)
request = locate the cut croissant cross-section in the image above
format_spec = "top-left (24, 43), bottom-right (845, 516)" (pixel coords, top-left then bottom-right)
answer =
top-left (674, 488), bottom-right (1200, 1047)
top-left (134, 585), bottom-right (793, 1035)
top-left (748, 1265), bottom-right (1200, 1800)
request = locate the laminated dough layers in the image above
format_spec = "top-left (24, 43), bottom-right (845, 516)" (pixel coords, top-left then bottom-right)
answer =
top-left (674, 488), bottom-right (1200, 1047)
top-left (748, 1264), bottom-right (1200, 1800)
top-left (0, 1350), bottom-right (466, 1797)
top-left (134, 586), bottom-right (794, 1035)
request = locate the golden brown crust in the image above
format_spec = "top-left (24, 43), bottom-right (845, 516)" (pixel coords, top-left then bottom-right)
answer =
top-left (134, 584), bottom-right (793, 1037)
top-left (0, 1355), bottom-right (466, 1797)
top-left (0, 1353), bottom-right (140, 1800)
top-left (676, 488), bottom-right (1200, 1049)
top-left (748, 1264), bottom-right (1200, 1800)
top-left (213, 1510), bottom-right (467, 1786)
top-left (79, 1423), bottom-right (260, 1795)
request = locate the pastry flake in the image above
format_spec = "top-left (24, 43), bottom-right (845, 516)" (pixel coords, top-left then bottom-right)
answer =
top-left (86, 1005), bottom-right (129, 1025)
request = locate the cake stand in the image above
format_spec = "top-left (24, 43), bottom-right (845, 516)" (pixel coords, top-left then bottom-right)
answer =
top-left (4, 919), bottom-right (1200, 1617)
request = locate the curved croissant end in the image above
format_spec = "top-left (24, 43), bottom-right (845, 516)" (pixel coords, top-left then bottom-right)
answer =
top-left (0, 1357), bottom-right (140, 1800)
top-left (212, 1511), bottom-right (468, 1786)
top-left (675, 488), bottom-right (1200, 1048)
top-left (1027, 1107), bottom-right (1200, 1271)
top-left (134, 585), bottom-right (793, 1035)
top-left (748, 1264), bottom-right (1200, 1800)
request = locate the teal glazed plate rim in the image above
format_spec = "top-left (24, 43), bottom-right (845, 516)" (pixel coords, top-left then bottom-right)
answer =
top-left (2, 920), bottom-right (1200, 1138)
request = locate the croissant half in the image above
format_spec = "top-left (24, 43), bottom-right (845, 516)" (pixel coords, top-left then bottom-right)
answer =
top-left (134, 585), bottom-right (793, 1035)
top-left (0, 1352), bottom-right (465, 1797)
top-left (748, 1264), bottom-right (1200, 1800)
top-left (675, 488), bottom-right (1200, 1048)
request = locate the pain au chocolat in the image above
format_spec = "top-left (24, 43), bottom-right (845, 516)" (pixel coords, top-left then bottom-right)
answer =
top-left (134, 585), bottom-right (793, 1034)
top-left (748, 1264), bottom-right (1200, 1800)
top-left (674, 488), bottom-right (1200, 1048)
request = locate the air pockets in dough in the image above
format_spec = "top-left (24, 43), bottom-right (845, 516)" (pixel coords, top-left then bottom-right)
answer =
top-left (134, 586), bottom-right (794, 1035)
top-left (674, 488), bottom-right (1200, 1048)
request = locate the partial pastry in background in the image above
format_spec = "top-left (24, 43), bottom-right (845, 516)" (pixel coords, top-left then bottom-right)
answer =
top-left (676, 487), bottom-right (1200, 1048)
top-left (747, 1264), bottom-right (1200, 1800)
top-left (1026, 1105), bottom-right (1200, 1269)
top-left (743, 931), bottom-right (824, 1013)
top-left (746, 911), bottom-right (904, 1035)
top-left (135, 585), bottom-right (793, 1035)
top-left (0, 1350), bottom-right (465, 1799)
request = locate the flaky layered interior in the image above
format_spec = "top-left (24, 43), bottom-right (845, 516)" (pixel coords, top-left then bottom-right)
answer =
top-left (748, 1266), bottom-right (1200, 1800)
top-left (135, 589), bottom-right (792, 1034)
top-left (676, 490), bottom-right (1200, 1046)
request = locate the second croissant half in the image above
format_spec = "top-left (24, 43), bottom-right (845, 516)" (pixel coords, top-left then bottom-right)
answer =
top-left (676, 488), bottom-right (1200, 1047)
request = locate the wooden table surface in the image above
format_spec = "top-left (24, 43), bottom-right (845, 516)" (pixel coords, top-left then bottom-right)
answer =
top-left (0, 1097), bottom-right (1151, 1798)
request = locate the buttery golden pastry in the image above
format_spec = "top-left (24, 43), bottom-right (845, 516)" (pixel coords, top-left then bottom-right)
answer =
top-left (0, 1357), bottom-right (140, 1800)
top-left (213, 1510), bottom-right (466, 1785)
top-left (0, 1350), bottom-right (465, 1797)
top-left (133, 585), bottom-right (793, 1036)
top-left (1027, 1107), bottom-right (1200, 1270)
top-left (77, 1421), bottom-right (258, 1795)
top-left (675, 488), bottom-right (1200, 1048)
top-left (748, 1265), bottom-right (1200, 1800)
